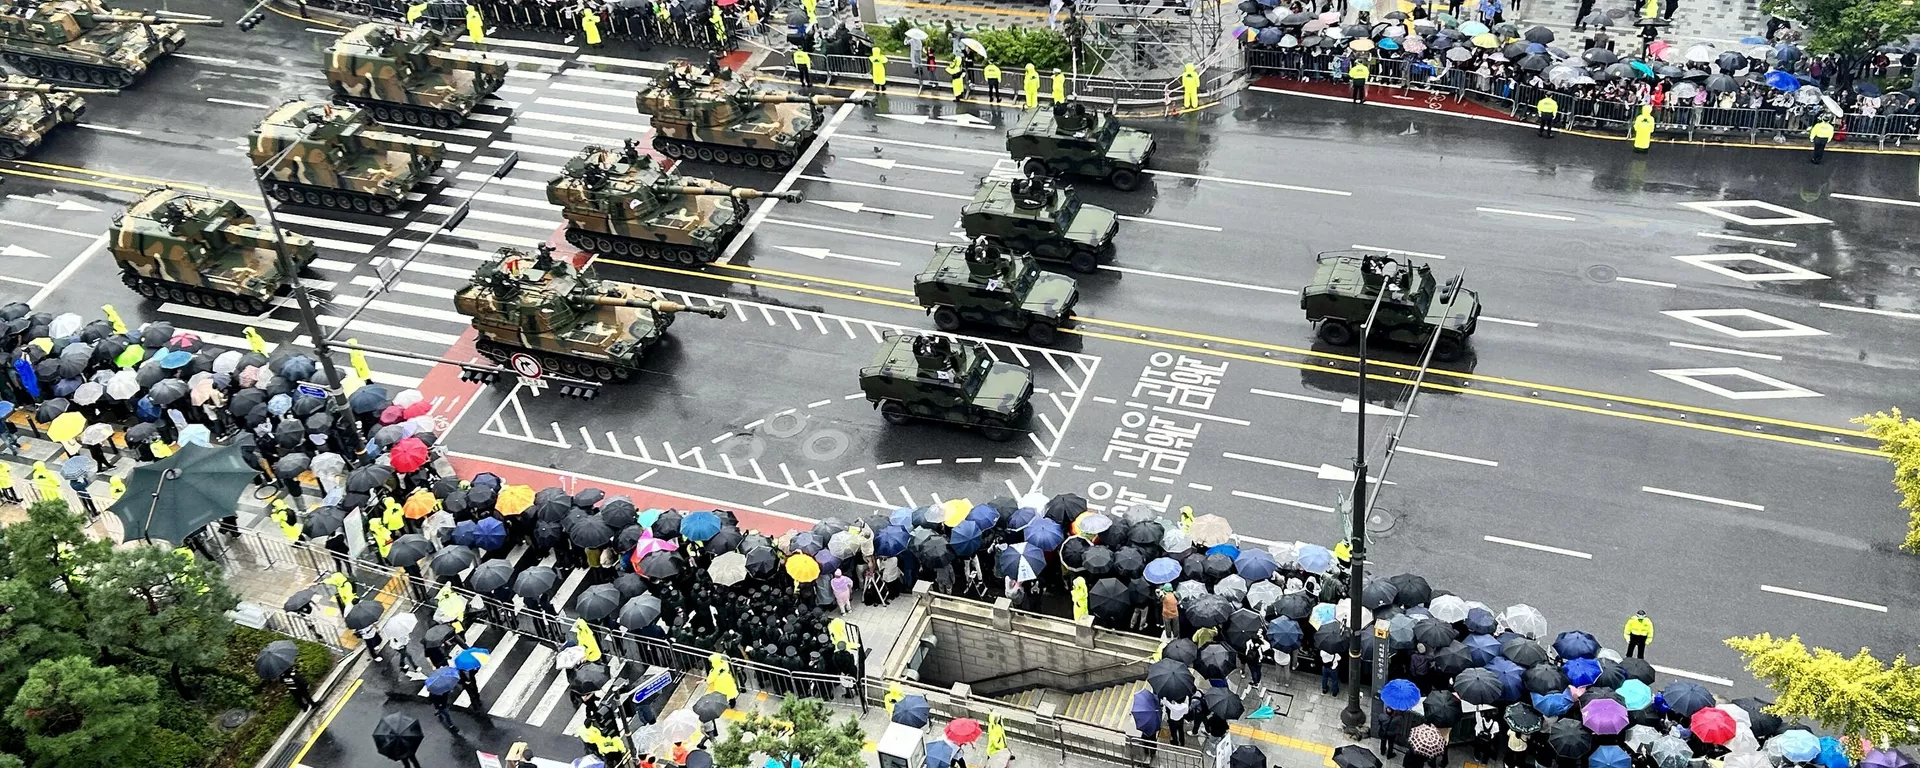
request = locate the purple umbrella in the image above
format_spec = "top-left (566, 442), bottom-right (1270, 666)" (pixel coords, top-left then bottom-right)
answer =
top-left (1582, 698), bottom-right (1629, 735)
top-left (1863, 752), bottom-right (1915, 768)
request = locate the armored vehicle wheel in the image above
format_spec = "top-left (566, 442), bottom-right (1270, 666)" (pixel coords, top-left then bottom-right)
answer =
top-left (1433, 336), bottom-right (1465, 363)
top-left (772, 151), bottom-right (797, 169)
top-left (931, 306), bottom-right (963, 332)
top-left (696, 147), bottom-right (714, 162)
top-left (657, 139), bottom-right (684, 159)
top-left (0, 140), bottom-right (24, 160)
top-left (743, 153), bottom-right (761, 168)
top-left (1109, 169), bottom-right (1140, 191)
top-left (1021, 158), bottom-right (1047, 177)
top-left (978, 416), bottom-right (1015, 443)
top-left (239, 297), bottom-right (268, 315)
top-left (1025, 321), bottom-right (1058, 346)
top-left (1068, 250), bottom-right (1099, 274)
top-left (367, 198), bottom-right (389, 215)
top-left (879, 400), bottom-right (913, 425)
top-left (1317, 320), bottom-right (1356, 346)
top-left (675, 250), bottom-right (698, 265)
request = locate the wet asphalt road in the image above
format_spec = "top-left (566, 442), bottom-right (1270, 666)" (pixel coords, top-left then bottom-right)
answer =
top-left (1, 3), bottom-right (1915, 698)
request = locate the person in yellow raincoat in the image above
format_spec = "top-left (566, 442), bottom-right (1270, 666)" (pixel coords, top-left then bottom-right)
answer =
top-left (271, 498), bottom-right (302, 542)
top-left (1023, 63), bottom-right (1039, 108)
top-left (369, 517), bottom-right (394, 561)
top-left (107, 475), bottom-right (125, 506)
top-left (407, 0), bottom-right (429, 22)
top-left (574, 617), bottom-right (603, 662)
top-left (0, 460), bottom-right (17, 505)
top-left (382, 495), bottom-right (405, 534)
top-left (1051, 68), bottom-right (1065, 102)
top-left (30, 461), bottom-right (61, 505)
top-left (101, 304), bottom-right (127, 334)
top-left (869, 49), bottom-right (888, 92)
top-left (1631, 106), bottom-right (1655, 152)
top-left (323, 570), bottom-right (356, 615)
top-left (884, 682), bottom-right (904, 714)
top-left (581, 7), bottom-right (602, 46)
top-left (707, 652), bottom-right (739, 704)
top-left (437, 583), bottom-right (468, 633)
top-left (1180, 505), bottom-right (1194, 534)
top-left (985, 713), bottom-right (1008, 760)
top-left (1180, 62), bottom-right (1199, 110)
top-left (243, 326), bottom-right (269, 355)
top-left (1070, 576), bottom-right (1088, 621)
top-left (948, 57), bottom-right (967, 100)
top-left (464, 3), bottom-right (485, 45)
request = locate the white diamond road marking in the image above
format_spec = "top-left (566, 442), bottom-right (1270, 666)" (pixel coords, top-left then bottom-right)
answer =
top-left (1650, 367), bottom-right (1823, 400)
top-left (1672, 253), bottom-right (1830, 282)
top-left (1677, 199), bottom-right (1833, 226)
top-left (1660, 309), bottom-right (1829, 339)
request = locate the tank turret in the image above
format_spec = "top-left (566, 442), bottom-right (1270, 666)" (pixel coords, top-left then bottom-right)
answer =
top-left (455, 245), bottom-right (731, 382)
top-left (325, 22), bottom-right (508, 129)
top-left (0, 1), bottom-right (216, 87)
top-left (251, 99), bottom-right (444, 214)
top-left (637, 59), bottom-right (870, 169)
top-left (0, 74), bottom-right (112, 159)
top-left (110, 188), bottom-right (318, 314)
top-left (549, 140), bottom-right (802, 265)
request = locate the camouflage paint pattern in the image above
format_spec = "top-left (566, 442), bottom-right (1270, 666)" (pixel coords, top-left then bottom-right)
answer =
top-left (636, 60), bottom-right (862, 154)
top-left (325, 22), bottom-right (507, 119)
top-left (0, 0), bottom-right (215, 85)
top-left (0, 75), bottom-right (94, 155)
top-left (547, 144), bottom-right (797, 249)
top-left (1005, 102), bottom-right (1155, 180)
top-left (111, 189), bottom-right (318, 301)
top-left (249, 99), bottom-right (445, 203)
top-left (859, 331), bottom-right (1035, 432)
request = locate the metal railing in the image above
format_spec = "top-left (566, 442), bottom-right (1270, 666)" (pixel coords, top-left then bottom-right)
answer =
top-left (793, 52), bottom-right (1239, 112)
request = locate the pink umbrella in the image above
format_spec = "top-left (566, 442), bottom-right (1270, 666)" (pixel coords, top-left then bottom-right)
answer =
top-left (945, 719), bottom-right (982, 745)
top-left (1691, 707), bottom-right (1737, 745)
top-left (1582, 698), bottom-right (1629, 735)
top-left (380, 405), bottom-right (405, 424)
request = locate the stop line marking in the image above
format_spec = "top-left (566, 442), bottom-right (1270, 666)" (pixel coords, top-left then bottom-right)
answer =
top-left (1759, 584), bottom-right (1888, 613)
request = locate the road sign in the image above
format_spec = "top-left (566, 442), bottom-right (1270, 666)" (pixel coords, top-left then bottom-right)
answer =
top-left (296, 383), bottom-right (329, 400)
top-left (508, 353), bottom-right (542, 379)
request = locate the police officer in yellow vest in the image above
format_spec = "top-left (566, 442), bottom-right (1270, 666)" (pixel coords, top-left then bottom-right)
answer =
top-left (369, 517), bottom-right (394, 561)
top-left (1051, 68), bottom-right (1066, 102)
top-left (107, 475), bottom-right (125, 506)
top-left (29, 461), bottom-right (60, 505)
top-left (464, 3), bottom-right (485, 45)
top-left (1348, 58), bottom-right (1370, 104)
top-left (1023, 63), bottom-right (1039, 108)
top-left (1536, 94), bottom-right (1559, 137)
top-left (801, 0), bottom-right (817, 23)
top-left (1070, 576), bottom-right (1089, 621)
top-left (883, 683), bottom-right (905, 714)
top-left (652, 0), bottom-right (671, 39)
top-left (1181, 63), bottom-right (1199, 110)
top-left (1808, 117), bottom-right (1834, 164)
top-left (792, 48), bottom-right (812, 88)
top-left (709, 4), bottom-right (727, 48)
top-left (323, 570), bottom-right (356, 615)
top-left (581, 7), bottom-right (602, 46)
top-left (984, 61), bottom-right (1002, 101)
top-left (271, 499), bottom-right (302, 542)
top-left (986, 713), bottom-right (1009, 759)
top-left (1631, 106), bottom-right (1655, 152)
top-left (407, 0), bottom-right (429, 22)
top-left (869, 49), bottom-right (888, 92)
top-left (948, 57), bottom-right (967, 101)
top-left (0, 461), bottom-right (17, 505)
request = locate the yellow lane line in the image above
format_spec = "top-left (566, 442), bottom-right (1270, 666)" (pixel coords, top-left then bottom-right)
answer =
top-left (598, 257), bottom-right (925, 311)
top-left (8, 160), bottom-right (262, 201)
top-left (0, 167), bottom-right (147, 195)
top-left (288, 677), bottom-right (362, 768)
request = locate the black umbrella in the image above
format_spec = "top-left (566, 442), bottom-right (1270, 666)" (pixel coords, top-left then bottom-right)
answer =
top-left (530, 498), bottom-right (571, 523)
top-left (422, 624), bottom-right (456, 648)
top-left (1128, 520), bottom-right (1164, 548)
top-left (1593, 659), bottom-right (1627, 689)
top-left (1430, 642), bottom-right (1475, 676)
top-left (1453, 668), bottom-right (1506, 705)
top-left (620, 594), bottom-right (663, 630)
top-left (1043, 493), bottom-right (1086, 524)
top-left (1231, 745), bottom-right (1269, 768)
top-left (574, 584), bottom-right (622, 621)
top-left (1412, 617), bottom-right (1456, 649)
top-left (346, 464), bottom-right (395, 493)
top-left (1223, 609), bottom-right (1266, 648)
top-left (1731, 697), bottom-right (1782, 738)
top-left (1334, 745), bottom-right (1382, 768)
top-left (569, 516), bottom-right (615, 549)
top-left (1196, 643), bottom-right (1240, 679)
top-left (1147, 658), bottom-right (1196, 701)
top-left (1113, 546), bottom-right (1148, 578)
top-left (301, 506), bottom-right (346, 539)
top-left (639, 550), bottom-right (684, 580)
top-left (1504, 703), bottom-right (1544, 734)
top-left (345, 600), bottom-right (383, 630)
top-left (108, 443), bottom-right (258, 544)
top-left (468, 559), bottom-right (514, 593)
top-left (573, 488), bottom-right (606, 509)
top-left (1082, 546), bottom-right (1115, 578)
top-left (1546, 719), bottom-right (1593, 759)
top-left (1523, 663), bottom-right (1568, 694)
top-left (1360, 580), bottom-right (1399, 610)
top-left (1523, 24), bottom-right (1553, 43)
top-left (1161, 639), bottom-right (1200, 665)
top-left (255, 639), bottom-right (300, 680)
top-left (1517, 53), bottom-right (1553, 72)
top-left (693, 691), bottom-right (730, 721)
top-left (1314, 621), bottom-right (1350, 653)
top-left (743, 547), bottom-right (778, 578)
top-left (612, 572), bottom-right (646, 600)
top-left (651, 509), bottom-right (682, 539)
top-left (1502, 637), bottom-right (1549, 667)
top-left (514, 566), bottom-right (559, 601)
top-left (372, 713), bottom-right (423, 760)
top-left (273, 453), bottom-right (312, 480)
top-left (1088, 578), bottom-right (1131, 618)
top-left (283, 588), bottom-right (315, 612)
top-left (914, 534), bottom-right (954, 569)
top-left (1423, 691), bottom-right (1462, 727)
top-left (1617, 657), bottom-right (1656, 685)
top-left (426, 545), bottom-right (474, 577)
top-left (571, 662), bottom-right (610, 693)
top-left (707, 525), bottom-right (744, 554)
top-left (1183, 594), bottom-right (1234, 627)
top-left (1201, 553), bottom-right (1234, 581)
top-left (1273, 593), bottom-right (1315, 621)
top-left (1202, 686), bottom-right (1245, 719)
top-left (1061, 536), bottom-right (1091, 568)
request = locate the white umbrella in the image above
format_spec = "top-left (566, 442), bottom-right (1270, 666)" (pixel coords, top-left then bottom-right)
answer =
top-left (1625, 725), bottom-right (1662, 750)
top-left (555, 644), bottom-right (587, 670)
top-left (1189, 515), bottom-right (1233, 546)
top-left (708, 552), bottom-right (748, 586)
top-left (180, 424), bottom-right (212, 447)
top-left (1500, 604), bottom-right (1547, 637)
top-left (1175, 580), bottom-right (1209, 600)
top-left (73, 381), bottom-right (105, 406)
top-left (828, 530), bottom-right (865, 558)
top-left (106, 369), bottom-right (140, 400)
top-left (1214, 574), bottom-right (1248, 601)
top-left (1726, 725), bottom-right (1759, 753)
top-left (80, 422), bottom-right (115, 446)
top-left (1334, 599), bottom-right (1373, 629)
top-left (213, 350), bottom-right (243, 374)
top-left (49, 312), bottom-right (83, 338)
top-left (904, 27), bottom-right (928, 41)
top-left (383, 613), bottom-right (419, 644)
top-left (1077, 513), bottom-right (1113, 535)
top-left (1428, 595), bottom-right (1468, 623)
top-left (655, 709), bottom-right (701, 748)
top-left (961, 37), bottom-right (987, 58)
top-left (1724, 752), bottom-right (1771, 768)
top-left (1266, 541), bottom-right (1297, 566)
top-left (1161, 527), bottom-right (1192, 552)
top-left (393, 389), bottom-right (425, 407)
top-left (1018, 492), bottom-right (1049, 511)
top-left (1247, 581), bottom-right (1284, 610)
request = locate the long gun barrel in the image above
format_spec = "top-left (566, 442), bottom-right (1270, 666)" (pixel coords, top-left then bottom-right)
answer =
top-left (652, 183), bottom-right (803, 203)
top-left (741, 92), bottom-right (872, 106)
top-left (0, 82), bottom-right (118, 95)
top-left (101, 12), bottom-right (224, 24)
top-left (582, 295), bottom-right (730, 319)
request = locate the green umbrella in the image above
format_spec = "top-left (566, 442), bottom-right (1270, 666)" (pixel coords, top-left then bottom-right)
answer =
top-left (109, 443), bottom-right (259, 544)
top-left (115, 344), bottom-right (146, 368)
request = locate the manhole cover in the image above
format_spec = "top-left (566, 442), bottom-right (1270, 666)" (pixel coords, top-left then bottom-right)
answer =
top-left (764, 411), bottom-right (809, 438)
top-left (801, 429), bottom-right (849, 462)
top-left (217, 709), bottom-right (252, 730)
top-left (717, 435), bottom-right (765, 463)
top-left (1585, 264), bottom-right (1619, 283)
top-left (1366, 508), bottom-right (1397, 537)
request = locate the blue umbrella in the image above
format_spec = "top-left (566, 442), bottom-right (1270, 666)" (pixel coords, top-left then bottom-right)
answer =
top-left (1145, 557), bottom-right (1182, 585)
top-left (1526, 42), bottom-right (1547, 53)
top-left (1564, 657), bottom-right (1602, 687)
top-left (1553, 630), bottom-right (1599, 659)
top-left (892, 694), bottom-right (932, 728)
top-left (1296, 544), bottom-right (1333, 573)
top-left (1764, 69), bottom-right (1798, 91)
top-left (1024, 517), bottom-right (1065, 551)
top-left (451, 520), bottom-right (480, 547)
top-left (1205, 543), bottom-right (1240, 559)
top-left (1532, 692), bottom-right (1573, 716)
top-left (1772, 730), bottom-right (1820, 762)
top-left (473, 517), bottom-right (508, 550)
top-left (268, 393), bottom-right (292, 416)
top-left (875, 525), bottom-right (910, 557)
top-left (1378, 37), bottom-right (1400, 50)
top-left (950, 520), bottom-right (985, 557)
top-left (1464, 634), bottom-right (1502, 665)
top-left (158, 350), bottom-right (193, 370)
top-left (1265, 618), bottom-right (1303, 651)
top-left (1009, 507), bottom-right (1038, 530)
top-left (1487, 658), bottom-right (1525, 701)
top-left (135, 396), bottom-right (161, 421)
top-left (1739, 35), bottom-right (1766, 44)
top-left (1817, 737), bottom-right (1851, 768)
top-left (889, 507), bottom-right (915, 529)
top-left (454, 647), bottom-right (490, 671)
top-left (1310, 603), bottom-right (1339, 627)
top-left (424, 667), bottom-right (461, 695)
top-left (924, 740), bottom-right (954, 768)
top-left (1661, 681), bottom-right (1715, 716)
top-left (1465, 607), bottom-right (1497, 635)
top-left (967, 504), bottom-right (999, 528)
top-left (1381, 679), bottom-right (1422, 711)
top-left (1131, 689), bottom-right (1163, 734)
top-left (12, 358), bottom-right (38, 399)
top-left (996, 542), bottom-right (1045, 581)
top-left (1234, 549), bottom-right (1278, 581)
top-left (1617, 679), bottom-right (1652, 710)
top-left (681, 510), bottom-right (722, 542)
top-left (1591, 745), bottom-right (1632, 768)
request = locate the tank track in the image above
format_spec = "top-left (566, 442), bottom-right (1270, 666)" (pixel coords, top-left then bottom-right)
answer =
top-left (562, 222), bottom-right (741, 266)
top-left (335, 95), bottom-right (467, 129)
top-left (122, 270), bottom-right (270, 315)
top-left (652, 135), bottom-right (801, 170)
top-left (262, 178), bottom-right (406, 215)
top-left (1, 53), bottom-right (139, 88)
top-left (0, 138), bottom-right (28, 160)
top-left (472, 336), bottom-right (636, 383)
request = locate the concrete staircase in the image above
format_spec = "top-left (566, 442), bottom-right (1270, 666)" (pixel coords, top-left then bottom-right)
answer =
top-left (1063, 680), bottom-right (1148, 731)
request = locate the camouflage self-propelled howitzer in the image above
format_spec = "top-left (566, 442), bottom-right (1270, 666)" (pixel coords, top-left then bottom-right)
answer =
top-left (325, 22), bottom-right (507, 129)
top-left (0, 0), bottom-right (221, 87)
top-left (548, 140), bottom-right (801, 265)
top-left (0, 74), bottom-right (114, 159)
top-left (250, 99), bottom-right (444, 215)
top-left (111, 189), bottom-right (319, 315)
top-left (454, 245), bottom-right (730, 382)
top-left (637, 60), bottom-right (868, 169)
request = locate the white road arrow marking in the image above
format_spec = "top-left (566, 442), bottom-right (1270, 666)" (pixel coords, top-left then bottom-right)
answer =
top-left (1250, 388), bottom-right (1416, 417)
top-left (0, 245), bottom-right (50, 259)
top-left (773, 245), bottom-right (902, 267)
top-left (6, 195), bottom-right (102, 213)
top-left (807, 199), bottom-right (935, 219)
top-left (877, 114), bottom-right (995, 130)
top-left (844, 157), bottom-right (963, 175)
top-left (1225, 451), bottom-right (1393, 484)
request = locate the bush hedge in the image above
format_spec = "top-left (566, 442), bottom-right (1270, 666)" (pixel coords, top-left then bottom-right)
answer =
top-left (870, 20), bottom-right (1073, 72)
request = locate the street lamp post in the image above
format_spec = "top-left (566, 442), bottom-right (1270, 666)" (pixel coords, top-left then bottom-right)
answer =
top-left (1340, 273), bottom-right (1391, 732)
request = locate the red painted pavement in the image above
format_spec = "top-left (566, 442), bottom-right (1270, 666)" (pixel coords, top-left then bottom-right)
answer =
top-left (1251, 74), bottom-right (1524, 123)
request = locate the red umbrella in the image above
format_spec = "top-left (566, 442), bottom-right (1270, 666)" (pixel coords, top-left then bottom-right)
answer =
top-left (1690, 707), bottom-right (1737, 745)
top-left (403, 400), bottom-right (433, 420)
top-left (389, 436), bottom-right (430, 474)
top-left (380, 405), bottom-right (405, 424)
top-left (945, 718), bottom-right (982, 745)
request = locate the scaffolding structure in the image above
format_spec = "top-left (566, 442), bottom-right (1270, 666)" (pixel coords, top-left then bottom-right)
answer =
top-left (1068, 0), bottom-right (1226, 85)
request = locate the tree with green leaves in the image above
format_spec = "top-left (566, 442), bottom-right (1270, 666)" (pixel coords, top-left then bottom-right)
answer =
top-left (4, 655), bottom-right (161, 768)
top-left (1760, 0), bottom-right (1920, 61)
top-left (84, 546), bottom-right (238, 693)
top-left (0, 502), bottom-right (110, 710)
top-left (1725, 633), bottom-right (1920, 747)
top-left (1855, 409), bottom-right (1920, 554)
top-left (712, 696), bottom-right (867, 768)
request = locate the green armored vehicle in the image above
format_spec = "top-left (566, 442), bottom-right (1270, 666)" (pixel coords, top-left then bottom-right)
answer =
top-left (637, 60), bottom-right (866, 169)
top-left (0, 74), bottom-right (114, 159)
top-left (1301, 252), bottom-right (1480, 362)
top-left (111, 189), bottom-right (319, 314)
top-left (1006, 101), bottom-right (1156, 191)
top-left (325, 22), bottom-right (508, 129)
top-left (454, 244), bottom-right (729, 382)
top-left (960, 171), bottom-right (1117, 274)
top-left (250, 99), bottom-right (445, 215)
top-left (0, 0), bottom-right (220, 87)
top-left (914, 238), bottom-right (1079, 345)
top-left (549, 140), bottom-right (801, 265)
top-left (859, 332), bottom-right (1035, 443)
